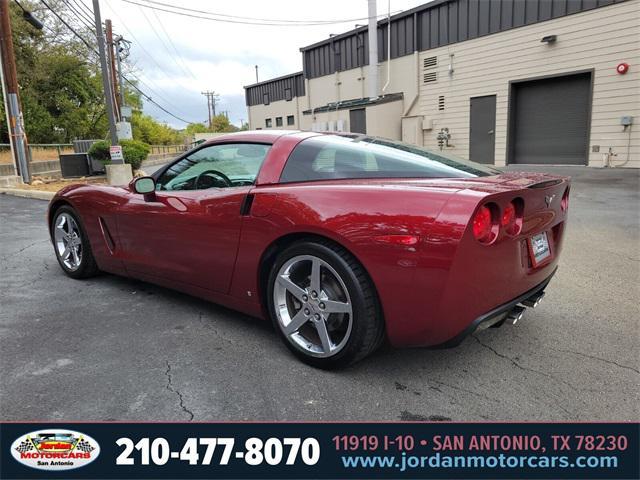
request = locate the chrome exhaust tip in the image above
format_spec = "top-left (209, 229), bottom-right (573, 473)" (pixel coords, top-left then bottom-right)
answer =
top-left (506, 306), bottom-right (526, 325)
top-left (522, 291), bottom-right (545, 308)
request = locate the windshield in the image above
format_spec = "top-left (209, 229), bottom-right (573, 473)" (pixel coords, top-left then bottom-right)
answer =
top-left (279, 135), bottom-right (501, 183)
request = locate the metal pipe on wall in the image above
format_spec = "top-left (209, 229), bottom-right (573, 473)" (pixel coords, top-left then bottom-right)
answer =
top-left (367, 0), bottom-right (378, 100)
top-left (382, 0), bottom-right (391, 94)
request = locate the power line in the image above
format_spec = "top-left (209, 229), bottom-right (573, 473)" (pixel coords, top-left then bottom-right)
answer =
top-left (76, 0), bottom-right (192, 114)
top-left (40, 0), bottom-right (95, 51)
top-left (102, 0), bottom-right (196, 93)
top-left (118, 0), bottom-right (399, 26)
top-left (129, 0), bottom-right (398, 25)
top-left (136, 4), bottom-right (196, 81)
top-left (150, 8), bottom-right (198, 81)
top-left (38, 0), bottom-right (196, 124)
top-left (63, 0), bottom-right (96, 30)
top-left (125, 77), bottom-right (193, 124)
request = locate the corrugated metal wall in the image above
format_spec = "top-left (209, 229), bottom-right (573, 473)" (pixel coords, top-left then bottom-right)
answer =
top-left (245, 73), bottom-right (305, 107)
top-left (301, 0), bottom-right (625, 79)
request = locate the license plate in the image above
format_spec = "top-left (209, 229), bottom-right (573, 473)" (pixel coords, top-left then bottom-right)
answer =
top-left (529, 232), bottom-right (551, 267)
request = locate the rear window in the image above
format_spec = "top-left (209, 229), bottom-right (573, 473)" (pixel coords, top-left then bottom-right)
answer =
top-left (279, 135), bottom-right (501, 183)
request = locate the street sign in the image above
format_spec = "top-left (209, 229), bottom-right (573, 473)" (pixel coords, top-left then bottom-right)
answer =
top-left (109, 145), bottom-right (124, 163)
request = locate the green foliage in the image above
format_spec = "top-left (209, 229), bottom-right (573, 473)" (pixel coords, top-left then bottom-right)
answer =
top-left (120, 139), bottom-right (150, 170)
top-left (211, 114), bottom-right (239, 133)
top-left (131, 111), bottom-right (181, 145)
top-left (185, 123), bottom-right (209, 135)
top-left (0, 2), bottom-right (112, 143)
top-left (87, 140), bottom-right (110, 162)
top-left (87, 139), bottom-right (150, 170)
top-left (0, 1), bottom-right (182, 146)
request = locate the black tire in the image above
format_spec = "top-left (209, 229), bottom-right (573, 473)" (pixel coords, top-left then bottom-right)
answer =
top-left (267, 239), bottom-right (384, 369)
top-left (51, 205), bottom-right (100, 279)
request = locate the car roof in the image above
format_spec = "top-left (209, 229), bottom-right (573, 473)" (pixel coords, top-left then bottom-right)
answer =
top-left (201, 130), bottom-right (308, 145)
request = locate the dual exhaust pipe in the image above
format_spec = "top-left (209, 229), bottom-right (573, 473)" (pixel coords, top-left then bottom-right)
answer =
top-left (506, 291), bottom-right (545, 325)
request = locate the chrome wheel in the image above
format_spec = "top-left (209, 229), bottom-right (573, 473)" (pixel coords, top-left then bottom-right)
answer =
top-left (53, 212), bottom-right (83, 271)
top-left (274, 255), bottom-right (353, 358)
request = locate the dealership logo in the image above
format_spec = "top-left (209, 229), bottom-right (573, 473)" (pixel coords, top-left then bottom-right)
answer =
top-left (10, 429), bottom-right (100, 471)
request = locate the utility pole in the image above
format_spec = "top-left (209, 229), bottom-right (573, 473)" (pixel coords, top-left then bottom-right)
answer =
top-left (201, 91), bottom-right (211, 128)
top-left (201, 90), bottom-right (219, 127)
top-left (115, 36), bottom-right (125, 110)
top-left (114, 35), bottom-right (130, 113)
top-left (0, 0), bottom-right (30, 182)
top-left (105, 19), bottom-right (120, 121)
top-left (92, 0), bottom-right (119, 153)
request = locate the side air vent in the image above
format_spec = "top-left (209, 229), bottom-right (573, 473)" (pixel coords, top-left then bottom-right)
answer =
top-left (423, 72), bottom-right (437, 84)
top-left (423, 56), bottom-right (437, 69)
top-left (438, 95), bottom-right (445, 111)
top-left (98, 217), bottom-right (115, 253)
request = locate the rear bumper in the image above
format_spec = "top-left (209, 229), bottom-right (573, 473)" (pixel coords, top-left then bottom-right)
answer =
top-left (431, 267), bottom-right (557, 349)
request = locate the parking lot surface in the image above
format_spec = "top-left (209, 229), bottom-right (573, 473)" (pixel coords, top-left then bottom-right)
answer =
top-left (1, 166), bottom-right (638, 421)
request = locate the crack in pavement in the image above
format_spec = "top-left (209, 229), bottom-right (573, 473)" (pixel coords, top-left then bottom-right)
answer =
top-left (1, 240), bottom-right (49, 262)
top-left (550, 347), bottom-right (639, 375)
top-left (472, 335), bottom-right (579, 391)
top-left (164, 361), bottom-right (194, 421)
top-left (471, 335), bottom-right (579, 418)
top-left (197, 311), bottom-right (235, 346)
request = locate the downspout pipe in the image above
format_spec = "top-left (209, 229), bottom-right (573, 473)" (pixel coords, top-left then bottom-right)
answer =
top-left (367, 0), bottom-right (378, 100)
top-left (382, 0), bottom-right (391, 94)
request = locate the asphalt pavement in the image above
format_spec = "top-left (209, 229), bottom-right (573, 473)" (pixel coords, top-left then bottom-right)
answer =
top-left (1, 166), bottom-right (638, 421)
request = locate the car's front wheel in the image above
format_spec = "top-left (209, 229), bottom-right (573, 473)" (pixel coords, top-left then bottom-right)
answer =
top-left (51, 206), bottom-right (99, 279)
top-left (267, 240), bottom-right (384, 369)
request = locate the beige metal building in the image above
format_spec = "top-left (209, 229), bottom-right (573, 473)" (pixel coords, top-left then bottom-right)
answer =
top-left (245, 0), bottom-right (639, 167)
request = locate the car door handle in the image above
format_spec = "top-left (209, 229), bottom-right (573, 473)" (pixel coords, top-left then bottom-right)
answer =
top-left (488, 130), bottom-right (494, 135)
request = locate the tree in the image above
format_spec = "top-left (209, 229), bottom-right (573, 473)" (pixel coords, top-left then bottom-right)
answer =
top-left (211, 114), bottom-right (238, 133)
top-left (0, 1), bottom-right (186, 146)
top-left (1, 1), bottom-right (107, 143)
top-left (185, 122), bottom-right (209, 135)
top-left (130, 111), bottom-right (181, 145)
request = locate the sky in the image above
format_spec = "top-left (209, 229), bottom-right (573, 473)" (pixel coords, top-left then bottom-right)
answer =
top-left (89, 0), bottom-right (430, 129)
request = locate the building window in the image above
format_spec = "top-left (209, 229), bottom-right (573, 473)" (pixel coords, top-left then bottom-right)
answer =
top-left (263, 92), bottom-right (270, 105)
top-left (265, 118), bottom-right (272, 128)
top-left (276, 117), bottom-right (283, 127)
top-left (284, 88), bottom-right (292, 101)
top-left (287, 115), bottom-right (295, 126)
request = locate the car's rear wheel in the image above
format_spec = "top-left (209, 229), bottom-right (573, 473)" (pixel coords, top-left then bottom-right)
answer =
top-left (51, 206), bottom-right (99, 279)
top-left (267, 240), bottom-right (383, 369)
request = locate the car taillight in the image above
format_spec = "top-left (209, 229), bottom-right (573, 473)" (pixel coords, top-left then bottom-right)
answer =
top-left (501, 200), bottom-right (523, 236)
top-left (561, 187), bottom-right (570, 212)
top-left (472, 204), bottom-right (497, 244)
top-left (502, 203), bottom-right (515, 228)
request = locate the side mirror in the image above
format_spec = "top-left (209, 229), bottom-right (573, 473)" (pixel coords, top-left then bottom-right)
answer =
top-left (132, 176), bottom-right (156, 200)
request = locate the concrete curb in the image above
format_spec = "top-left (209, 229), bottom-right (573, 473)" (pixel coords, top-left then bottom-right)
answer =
top-left (0, 188), bottom-right (54, 201)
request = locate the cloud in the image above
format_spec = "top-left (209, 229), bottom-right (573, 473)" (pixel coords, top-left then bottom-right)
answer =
top-left (97, 0), bottom-right (428, 127)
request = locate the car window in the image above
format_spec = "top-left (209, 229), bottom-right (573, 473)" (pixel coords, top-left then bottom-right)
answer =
top-left (157, 143), bottom-right (271, 191)
top-left (279, 135), bottom-right (501, 183)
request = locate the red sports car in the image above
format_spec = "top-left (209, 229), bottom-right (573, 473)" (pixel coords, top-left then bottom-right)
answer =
top-left (48, 131), bottom-right (569, 368)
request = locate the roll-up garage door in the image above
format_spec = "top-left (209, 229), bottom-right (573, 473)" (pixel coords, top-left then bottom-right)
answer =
top-left (510, 72), bottom-right (591, 165)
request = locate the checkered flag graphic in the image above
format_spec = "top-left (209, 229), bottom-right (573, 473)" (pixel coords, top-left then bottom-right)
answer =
top-left (75, 438), bottom-right (94, 453)
top-left (15, 439), bottom-right (34, 453)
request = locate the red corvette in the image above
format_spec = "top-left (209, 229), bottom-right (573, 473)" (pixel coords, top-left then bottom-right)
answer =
top-left (48, 131), bottom-right (569, 368)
